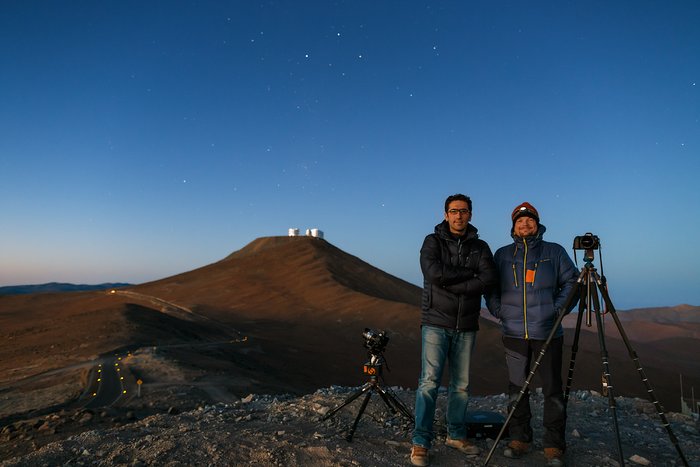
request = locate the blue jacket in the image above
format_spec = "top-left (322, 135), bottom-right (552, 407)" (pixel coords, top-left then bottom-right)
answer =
top-left (420, 221), bottom-right (497, 331)
top-left (485, 224), bottom-right (578, 339)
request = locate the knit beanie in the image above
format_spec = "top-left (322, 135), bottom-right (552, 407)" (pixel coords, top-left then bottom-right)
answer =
top-left (511, 202), bottom-right (540, 225)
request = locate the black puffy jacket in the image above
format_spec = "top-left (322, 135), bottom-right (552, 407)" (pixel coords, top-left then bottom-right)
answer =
top-left (420, 221), bottom-right (497, 331)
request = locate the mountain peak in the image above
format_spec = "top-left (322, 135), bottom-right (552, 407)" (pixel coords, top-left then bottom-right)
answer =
top-left (161, 235), bottom-right (422, 310)
top-left (222, 235), bottom-right (320, 261)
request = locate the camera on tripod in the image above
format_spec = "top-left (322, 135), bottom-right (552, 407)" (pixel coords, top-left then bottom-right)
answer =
top-left (320, 327), bottom-right (413, 441)
top-left (362, 328), bottom-right (388, 376)
top-left (573, 232), bottom-right (600, 250)
top-left (362, 328), bottom-right (388, 354)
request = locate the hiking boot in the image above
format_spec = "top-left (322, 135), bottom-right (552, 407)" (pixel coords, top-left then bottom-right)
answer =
top-left (445, 437), bottom-right (480, 455)
top-left (410, 445), bottom-right (429, 466)
top-left (503, 439), bottom-right (530, 459)
top-left (544, 447), bottom-right (565, 466)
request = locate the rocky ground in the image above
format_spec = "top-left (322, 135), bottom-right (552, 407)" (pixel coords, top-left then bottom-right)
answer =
top-left (1, 383), bottom-right (698, 467)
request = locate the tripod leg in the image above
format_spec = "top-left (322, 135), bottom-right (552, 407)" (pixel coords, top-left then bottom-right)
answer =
top-left (375, 383), bottom-right (415, 422)
top-left (595, 275), bottom-right (690, 467)
top-left (483, 275), bottom-right (583, 466)
top-left (564, 287), bottom-right (587, 403)
top-left (321, 383), bottom-right (372, 421)
top-left (346, 390), bottom-right (373, 441)
top-left (590, 281), bottom-right (626, 467)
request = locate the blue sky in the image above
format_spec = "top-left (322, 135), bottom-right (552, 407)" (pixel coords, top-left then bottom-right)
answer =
top-left (1, 1), bottom-right (698, 309)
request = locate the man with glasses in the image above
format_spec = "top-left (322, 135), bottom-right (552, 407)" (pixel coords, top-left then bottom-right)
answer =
top-left (485, 202), bottom-right (577, 467)
top-left (410, 193), bottom-right (497, 466)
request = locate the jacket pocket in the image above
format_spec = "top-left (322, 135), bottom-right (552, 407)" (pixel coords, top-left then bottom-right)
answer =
top-left (508, 263), bottom-right (519, 288)
top-left (533, 259), bottom-right (554, 289)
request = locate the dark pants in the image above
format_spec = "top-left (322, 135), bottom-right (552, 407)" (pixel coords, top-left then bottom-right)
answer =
top-left (503, 336), bottom-right (566, 450)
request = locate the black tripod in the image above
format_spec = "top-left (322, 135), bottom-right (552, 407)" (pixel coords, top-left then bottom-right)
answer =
top-left (484, 247), bottom-right (689, 466)
top-left (321, 353), bottom-right (414, 441)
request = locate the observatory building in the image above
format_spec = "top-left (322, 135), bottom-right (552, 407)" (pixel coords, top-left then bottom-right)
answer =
top-left (288, 228), bottom-right (324, 239)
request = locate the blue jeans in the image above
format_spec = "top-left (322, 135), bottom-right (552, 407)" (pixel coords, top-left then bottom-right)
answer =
top-left (412, 325), bottom-right (476, 448)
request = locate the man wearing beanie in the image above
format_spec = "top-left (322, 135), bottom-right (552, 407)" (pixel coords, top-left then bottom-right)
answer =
top-left (410, 194), bottom-right (497, 466)
top-left (486, 202), bottom-right (577, 467)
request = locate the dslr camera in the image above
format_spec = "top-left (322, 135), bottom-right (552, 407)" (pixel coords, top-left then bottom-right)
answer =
top-left (362, 328), bottom-right (389, 354)
top-left (573, 232), bottom-right (600, 250)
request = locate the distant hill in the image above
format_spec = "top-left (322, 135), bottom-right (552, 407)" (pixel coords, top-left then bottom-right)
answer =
top-left (612, 304), bottom-right (700, 323)
top-left (0, 282), bottom-right (131, 295)
top-left (559, 304), bottom-right (700, 341)
top-left (482, 304), bottom-right (700, 341)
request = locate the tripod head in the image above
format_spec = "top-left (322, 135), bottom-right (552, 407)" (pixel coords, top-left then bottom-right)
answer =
top-left (361, 328), bottom-right (390, 376)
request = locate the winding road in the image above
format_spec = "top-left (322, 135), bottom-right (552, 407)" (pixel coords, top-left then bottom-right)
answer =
top-left (83, 355), bottom-right (126, 409)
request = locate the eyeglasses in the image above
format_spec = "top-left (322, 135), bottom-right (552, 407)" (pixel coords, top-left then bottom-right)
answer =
top-left (447, 209), bottom-right (470, 215)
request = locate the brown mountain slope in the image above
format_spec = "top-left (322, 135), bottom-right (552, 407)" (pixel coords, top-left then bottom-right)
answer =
top-left (136, 236), bottom-right (420, 316)
top-left (1, 236), bottom-right (697, 419)
top-left (119, 236), bottom-right (700, 411)
top-left (0, 236), bottom-right (431, 420)
top-left (127, 236), bottom-right (427, 394)
top-left (0, 295), bottom-right (224, 384)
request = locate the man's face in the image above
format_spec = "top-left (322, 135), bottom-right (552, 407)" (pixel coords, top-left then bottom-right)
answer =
top-left (444, 200), bottom-right (472, 235)
top-left (513, 216), bottom-right (538, 237)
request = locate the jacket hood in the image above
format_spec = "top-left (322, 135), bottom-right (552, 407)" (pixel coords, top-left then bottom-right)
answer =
top-left (435, 220), bottom-right (479, 241)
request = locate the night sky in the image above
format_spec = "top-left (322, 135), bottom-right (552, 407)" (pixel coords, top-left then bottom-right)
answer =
top-left (2, 1), bottom-right (698, 309)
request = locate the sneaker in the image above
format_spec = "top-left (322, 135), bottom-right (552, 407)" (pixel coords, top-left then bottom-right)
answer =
top-left (503, 439), bottom-right (530, 459)
top-left (544, 447), bottom-right (565, 466)
top-left (410, 445), bottom-right (429, 466)
top-left (445, 437), bottom-right (480, 455)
